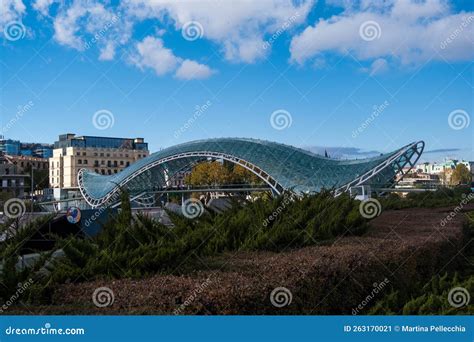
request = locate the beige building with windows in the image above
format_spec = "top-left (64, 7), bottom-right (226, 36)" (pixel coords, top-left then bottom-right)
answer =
top-left (49, 133), bottom-right (149, 189)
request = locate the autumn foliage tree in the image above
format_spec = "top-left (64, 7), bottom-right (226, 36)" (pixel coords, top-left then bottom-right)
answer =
top-left (185, 161), bottom-right (262, 186)
top-left (450, 164), bottom-right (471, 185)
top-left (185, 161), bottom-right (230, 186)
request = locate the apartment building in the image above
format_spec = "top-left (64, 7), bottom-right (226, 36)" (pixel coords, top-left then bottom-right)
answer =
top-left (4, 155), bottom-right (49, 172)
top-left (0, 137), bottom-right (53, 158)
top-left (49, 133), bottom-right (149, 189)
top-left (0, 153), bottom-right (28, 198)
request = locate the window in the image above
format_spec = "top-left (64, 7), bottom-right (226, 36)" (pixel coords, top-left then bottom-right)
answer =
top-left (95, 169), bottom-right (99, 173)
top-left (83, 160), bottom-right (88, 164)
top-left (100, 153), bottom-right (104, 157)
top-left (113, 160), bottom-right (118, 167)
top-left (101, 170), bottom-right (105, 175)
top-left (107, 161), bottom-right (111, 167)
top-left (126, 161), bottom-right (130, 167)
top-left (120, 161), bottom-right (124, 165)
top-left (114, 170), bottom-right (118, 173)
top-left (101, 160), bottom-right (105, 165)
top-left (107, 170), bottom-right (112, 175)
top-left (78, 160), bottom-right (82, 164)
top-left (82, 152), bottom-right (86, 156)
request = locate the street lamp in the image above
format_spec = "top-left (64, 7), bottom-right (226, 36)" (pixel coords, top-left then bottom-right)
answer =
top-left (30, 166), bottom-right (35, 214)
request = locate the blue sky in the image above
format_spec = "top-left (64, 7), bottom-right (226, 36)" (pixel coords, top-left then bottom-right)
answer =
top-left (0, 0), bottom-right (473, 162)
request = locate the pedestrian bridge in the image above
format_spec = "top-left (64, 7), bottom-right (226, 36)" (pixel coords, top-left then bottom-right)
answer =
top-left (78, 138), bottom-right (424, 208)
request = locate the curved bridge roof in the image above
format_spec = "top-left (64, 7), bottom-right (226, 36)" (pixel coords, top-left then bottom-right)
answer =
top-left (78, 138), bottom-right (424, 207)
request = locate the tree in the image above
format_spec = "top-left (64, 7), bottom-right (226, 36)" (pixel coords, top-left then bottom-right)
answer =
top-left (450, 164), bottom-right (471, 185)
top-left (118, 188), bottom-right (132, 226)
top-left (185, 161), bottom-right (263, 186)
top-left (185, 161), bottom-right (230, 186)
top-left (231, 165), bottom-right (261, 184)
top-left (23, 165), bottom-right (49, 190)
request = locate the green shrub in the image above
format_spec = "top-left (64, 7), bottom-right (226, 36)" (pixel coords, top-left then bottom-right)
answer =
top-left (379, 186), bottom-right (472, 210)
top-left (44, 190), bottom-right (368, 283)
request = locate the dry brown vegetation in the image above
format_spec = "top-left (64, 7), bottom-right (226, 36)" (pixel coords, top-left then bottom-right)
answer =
top-left (14, 204), bottom-right (471, 315)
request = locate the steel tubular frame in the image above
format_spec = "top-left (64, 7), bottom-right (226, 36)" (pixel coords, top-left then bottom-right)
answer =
top-left (78, 151), bottom-right (285, 208)
top-left (78, 141), bottom-right (424, 208)
top-left (333, 141), bottom-right (424, 196)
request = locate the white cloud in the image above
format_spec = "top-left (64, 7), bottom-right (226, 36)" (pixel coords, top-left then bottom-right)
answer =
top-left (364, 58), bottom-right (389, 75)
top-left (130, 36), bottom-right (213, 79)
top-left (223, 36), bottom-right (267, 64)
top-left (29, 0), bottom-right (473, 77)
top-left (175, 59), bottom-right (214, 80)
top-left (131, 36), bottom-right (181, 76)
top-left (0, 0), bottom-right (26, 28)
top-left (290, 0), bottom-right (474, 66)
top-left (120, 0), bottom-right (314, 63)
top-left (53, 1), bottom-right (88, 49)
top-left (33, 0), bottom-right (55, 16)
top-left (99, 41), bottom-right (115, 61)
top-left (52, 0), bottom-right (130, 55)
top-left (31, 0), bottom-right (313, 73)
